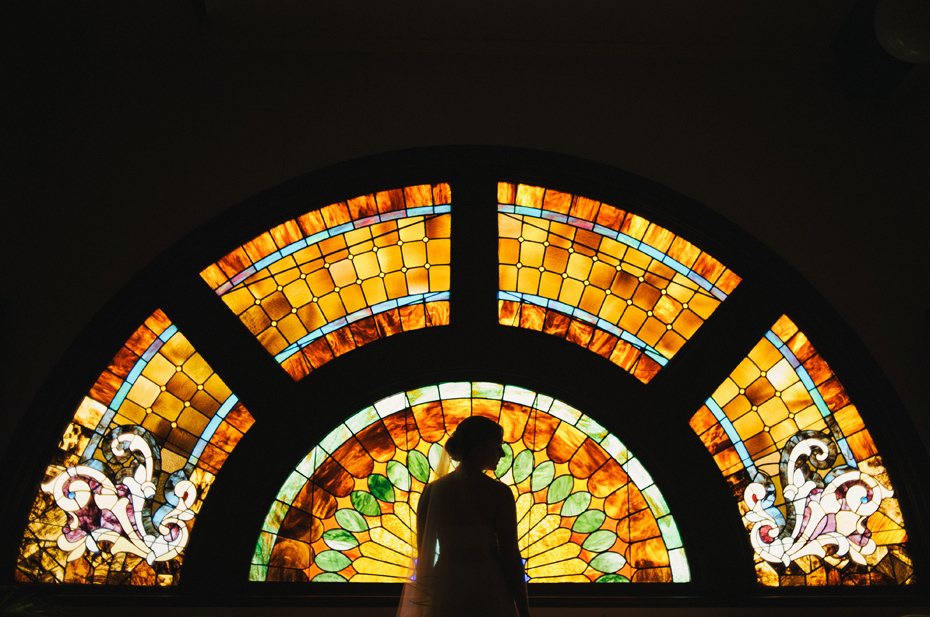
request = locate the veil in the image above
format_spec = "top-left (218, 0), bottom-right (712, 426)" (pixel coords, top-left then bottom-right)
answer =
top-left (396, 447), bottom-right (452, 617)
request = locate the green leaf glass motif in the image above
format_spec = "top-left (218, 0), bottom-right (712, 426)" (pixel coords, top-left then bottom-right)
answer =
top-left (590, 552), bottom-right (626, 573)
top-left (323, 530), bottom-right (359, 551)
top-left (335, 509), bottom-right (368, 533)
top-left (350, 491), bottom-right (381, 516)
top-left (561, 492), bottom-right (592, 517)
top-left (253, 382), bottom-right (689, 584)
top-left (582, 530), bottom-right (617, 553)
top-left (530, 461), bottom-right (555, 492)
top-left (408, 450), bottom-right (430, 484)
top-left (546, 475), bottom-right (573, 504)
top-left (495, 443), bottom-right (513, 478)
top-left (313, 573), bottom-right (348, 582)
top-left (512, 449), bottom-right (534, 484)
top-left (572, 510), bottom-right (606, 534)
top-left (428, 442), bottom-right (445, 471)
top-left (387, 461), bottom-right (411, 491)
top-left (316, 550), bottom-right (352, 572)
top-left (368, 474), bottom-right (395, 503)
top-left (595, 574), bottom-right (630, 583)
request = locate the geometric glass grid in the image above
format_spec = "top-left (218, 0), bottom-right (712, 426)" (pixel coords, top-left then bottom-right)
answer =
top-left (200, 184), bottom-right (452, 381)
top-left (16, 310), bottom-right (255, 586)
top-left (498, 182), bottom-right (741, 384)
top-left (252, 382), bottom-right (690, 584)
top-left (689, 315), bottom-right (912, 586)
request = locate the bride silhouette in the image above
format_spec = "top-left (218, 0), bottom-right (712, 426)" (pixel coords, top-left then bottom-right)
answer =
top-left (398, 416), bottom-right (531, 617)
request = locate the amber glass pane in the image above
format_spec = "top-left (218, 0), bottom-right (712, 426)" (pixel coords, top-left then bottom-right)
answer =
top-left (201, 184), bottom-right (452, 381)
top-left (689, 315), bottom-right (911, 587)
top-left (498, 183), bottom-right (740, 384)
top-left (17, 310), bottom-right (255, 586)
top-left (251, 383), bottom-right (689, 584)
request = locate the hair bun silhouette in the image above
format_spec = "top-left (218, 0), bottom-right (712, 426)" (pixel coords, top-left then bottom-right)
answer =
top-left (445, 416), bottom-right (504, 462)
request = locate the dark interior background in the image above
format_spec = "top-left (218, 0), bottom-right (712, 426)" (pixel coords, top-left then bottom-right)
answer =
top-left (2, 1), bottom-right (929, 614)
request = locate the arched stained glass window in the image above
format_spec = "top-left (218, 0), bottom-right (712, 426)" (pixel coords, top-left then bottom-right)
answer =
top-left (200, 183), bottom-right (452, 381)
top-left (498, 182), bottom-right (741, 384)
top-left (8, 149), bottom-right (927, 607)
top-left (689, 315), bottom-right (911, 586)
top-left (252, 382), bottom-right (689, 584)
top-left (16, 310), bottom-right (254, 586)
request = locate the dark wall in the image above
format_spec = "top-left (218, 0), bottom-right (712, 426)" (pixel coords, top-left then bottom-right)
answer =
top-left (3, 0), bottom-right (929, 499)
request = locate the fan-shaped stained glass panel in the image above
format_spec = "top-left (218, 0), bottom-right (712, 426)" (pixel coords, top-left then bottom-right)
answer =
top-left (17, 310), bottom-right (255, 585)
top-left (498, 183), bottom-right (740, 384)
top-left (690, 315), bottom-right (911, 586)
top-left (252, 382), bottom-right (689, 584)
top-left (201, 184), bottom-right (452, 381)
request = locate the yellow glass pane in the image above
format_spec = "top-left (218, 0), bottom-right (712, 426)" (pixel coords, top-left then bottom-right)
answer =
top-left (406, 267), bottom-right (430, 295)
top-left (519, 242), bottom-right (545, 268)
top-left (306, 269), bottom-right (335, 296)
top-left (517, 267), bottom-right (541, 295)
top-left (558, 278), bottom-right (584, 306)
top-left (565, 253), bottom-right (594, 280)
top-left (398, 219), bottom-right (426, 242)
top-left (317, 292), bottom-right (347, 321)
top-left (377, 245), bottom-right (404, 272)
top-left (401, 242), bottom-right (427, 267)
top-left (426, 238), bottom-right (450, 264)
top-left (429, 265), bottom-right (451, 290)
top-left (329, 260), bottom-right (357, 287)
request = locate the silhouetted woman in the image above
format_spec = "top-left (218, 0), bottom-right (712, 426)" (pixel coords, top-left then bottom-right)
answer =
top-left (398, 416), bottom-right (531, 617)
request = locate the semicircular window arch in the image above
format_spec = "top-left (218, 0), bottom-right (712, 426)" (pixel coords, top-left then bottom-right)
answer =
top-left (253, 382), bottom-right (689, 584)
top-left (10, 152), bottom-right (922, 597)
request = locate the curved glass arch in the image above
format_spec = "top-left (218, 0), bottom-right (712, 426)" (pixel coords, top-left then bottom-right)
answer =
top-left (16, 310), bottom-right (255, 585)
top-left (690, 315), bottom-right (911, 586)
top-left (200, 184), bottom-right (452, 381)
top-left (252, 382), bottom-right (689, 584)
top-left (498, 182), bottom-right (740, 384)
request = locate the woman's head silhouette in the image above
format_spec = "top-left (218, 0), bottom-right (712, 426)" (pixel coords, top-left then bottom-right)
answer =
top-left (445, 416), bottom-right (505, 463)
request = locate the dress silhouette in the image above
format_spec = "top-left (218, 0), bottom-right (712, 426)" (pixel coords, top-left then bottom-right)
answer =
top-left (397, 417), bottom-right (530, 617)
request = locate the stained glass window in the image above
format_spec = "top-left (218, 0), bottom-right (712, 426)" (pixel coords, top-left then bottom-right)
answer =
top-left (17, 310), bottom-right (255, 585)
top-left (498, 183), bottom-right (740, 384)
top-left (689, 315), bottom-right (911, 586)
top-left (252, 382), bottom-right (689, 584)
top-left (201, 184), bottom-right (452, 381)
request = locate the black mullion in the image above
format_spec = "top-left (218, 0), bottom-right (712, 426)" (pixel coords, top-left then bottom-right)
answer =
top-left (157, 269), bottom-right (297, 590)
top-left (650, 278), bottom-right (784, 421)
top-left (449, 171), bottom-right (499, 335)
top-left (159, 269), bottom-right (295, 420)
top-left (643, 278), bottom-right (785, 593)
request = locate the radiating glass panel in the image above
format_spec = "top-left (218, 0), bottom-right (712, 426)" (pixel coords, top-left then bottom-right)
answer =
top-left (16, 310), bottom-right (255, 586)
top-left (498, 182), bottom-right (740, 384)
top-left (201, 184), bottom-right (452, 381)
top-left (252, 382), bottom-right (689, 584)
top-left (689, 315), bottom-right (911, 586)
